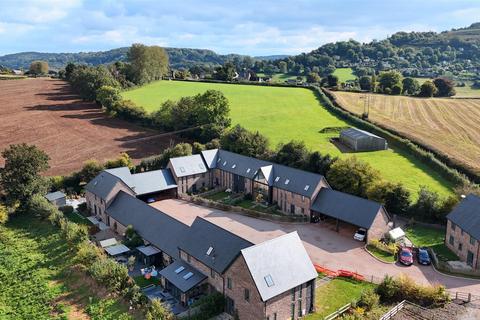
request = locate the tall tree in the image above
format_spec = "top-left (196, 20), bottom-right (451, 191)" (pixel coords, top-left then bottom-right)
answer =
top-left (327, 157), bottom-right (380, 197)
top-left (29, 61), bottom-right (49, 75)
top-left (127, 43), bottom-right (169, 85)
top-left (220, 125), bottom-right (269, 159)
top-left (0, 144), bottom-right (50, 206)
top-left (402, 77), bottom-right (420, 95)
top-left (419, 80), bottom-right (437, 97)
top-left (433, 77), bottom-right (456, 97)
top-left (378, 71), bottom-right (403, 94)
top-left (274, 140), bottom-right (309, 168)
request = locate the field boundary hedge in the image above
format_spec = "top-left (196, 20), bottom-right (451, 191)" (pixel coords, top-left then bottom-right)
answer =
top-left (316, 87), bottom-right (471, 186)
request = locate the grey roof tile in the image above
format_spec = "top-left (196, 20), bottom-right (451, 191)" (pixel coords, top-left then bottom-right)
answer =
top-left (106, 191), bottom-right (189, 258)
top-left (45, 191), bottom-right (66, 201)
top-left (241, 232), bottom-right (317, 301)
top-left (447, 194), bottom-right (480, 240)
top-left (311, 188), bottom-right (384, 229)
top-left (179, 217), bottom-right (253, 274)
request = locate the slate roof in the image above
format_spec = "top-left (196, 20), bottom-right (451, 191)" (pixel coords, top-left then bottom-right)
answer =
top-left (179, 217), bottom-right (253, 274)
top-left (169, 155), bottom-right (208, 178)
top-left (447, 194), bottom-right (480, 240)
top-left (241, 232), bottom-right (317, 301)
top-left (45, 191), bottom-right (66, 201)
top-left (85, 171), bottom-right (132, 200)
top-left (158, 260), bottom-right (207, 293)
top-left (340, 127), bottom-right (385, 141)
top-left (106, 191), bottom-right (189, 258)
top-left (200, 149), bottom-right (326, 198)
top-left (311, 188), bottom-right (384, 229)
top-left (85, 167), bottom-right (177, 199)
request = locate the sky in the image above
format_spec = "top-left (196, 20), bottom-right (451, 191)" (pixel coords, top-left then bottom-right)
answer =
top-left (0, 0), bottom-right (479, 56)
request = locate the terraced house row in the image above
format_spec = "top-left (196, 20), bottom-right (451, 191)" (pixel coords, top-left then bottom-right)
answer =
top-left (84, 149), bottom-right (393, 318)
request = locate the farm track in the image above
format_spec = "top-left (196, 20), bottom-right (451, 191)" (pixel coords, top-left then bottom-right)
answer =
top-left (331, 91), bottom-right (480, 176)
top-left (0, 78), bottom-right (181, 175)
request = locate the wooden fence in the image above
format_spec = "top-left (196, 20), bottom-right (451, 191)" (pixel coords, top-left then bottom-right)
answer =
top-left (324, 303), bottom-right (352, 320)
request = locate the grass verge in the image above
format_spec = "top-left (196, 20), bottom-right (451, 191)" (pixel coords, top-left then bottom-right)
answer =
top-left (366, 245), bottom-right (396, 263)
top-left (405, 225), bottom-right (459, 261)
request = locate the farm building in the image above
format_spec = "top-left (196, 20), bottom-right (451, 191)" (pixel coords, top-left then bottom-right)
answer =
top-left (340, 127), bottom-right (388, 152)
top-left (44, 191), bottom-right (66, 207)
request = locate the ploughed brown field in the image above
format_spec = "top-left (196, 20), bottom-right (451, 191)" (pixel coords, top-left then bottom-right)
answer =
top-left (0, 78), bottom-right (180, 175)
top-left (329, 90), bottom-right (480, 176)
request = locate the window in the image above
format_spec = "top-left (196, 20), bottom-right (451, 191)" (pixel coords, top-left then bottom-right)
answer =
top-left (187, 254), bottom-right (191, 263)
top-left (302, 195), bottom-right (305, 202)
top-left (273, 313), bottom-right (277, 320)
top-left (175, 266), bottom-right (185, 274)
top-left (227, 277), bottom-right (232, 289)
top-left (183, 272), bottom-right (193, 280)
top-left (291, 204), bottom-right (295, 214)
top-left (299, 284), bottom-right (303, 298)
top-left (449, 235), bottom-right (454, 245)
top-left (298, 300), bottom-right (302, 316)
top-left (470, 235), bottom-right (476, 246)
top-left (210, 269), bottom-right (215, 279)
top-left (246, 168), bottom-right (251, 173)
top-left (458, 243), bottom-right (463, 251)
top-left (244, 289), bottom-right (250, 302)
top-left (291, 303), bottom-right (295, 318)
top-left (264, 275), bottom-right (274, 287)
top-left (206, 246), bottom-right (214, 256)
top-left (274, 176), bottom-right (280, 182)
top-left (451, 222), bottom-right (456, 230)
top-left (304, 185), bottom-right (310, 191)
top-left (285, 179), bottom-right (290, 185)
top-left (291, 288), bottom-right (295, 301)
top-left (232, 164), bottom-right (236, 169)
top-left (467, 251), bottom-right (474, 266)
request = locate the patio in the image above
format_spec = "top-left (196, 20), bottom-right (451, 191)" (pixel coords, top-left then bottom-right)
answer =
top-left (142, 285), bottom-right (188, 315)
top-left (204, 190), bottom-right (281, 215)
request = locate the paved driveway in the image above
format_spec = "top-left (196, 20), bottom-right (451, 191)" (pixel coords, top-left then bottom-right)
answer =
top-left (151, 199), bottom-right (480, 295)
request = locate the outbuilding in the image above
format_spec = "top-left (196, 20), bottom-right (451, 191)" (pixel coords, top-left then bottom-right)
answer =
top-left (311, 188), bottom-right (391, 242)
top-left (340, 128), bottom-right (388, 152)
top-left (44, 191), bottom-right (66, 207)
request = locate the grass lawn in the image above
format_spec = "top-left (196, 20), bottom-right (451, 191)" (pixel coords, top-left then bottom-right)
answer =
top-left (404, 225), bottom-right (459, 261)
top-left (366, 245), bottom-right (396, 263)
top-left (304, 277), bottom-right (376, 319)
top-left (333, 68), bottom-right (356, 83)
top-left (0, 213), bottom-right (135, 319)
top-left (65, 211), bottom-right (91, 226)
top-left (204, 191), bottom-right (230, 201)
top-left (256, 72), bottom-right (305, 83)
top-left (133, 275), bottom-right (161, 288)
top-left (122, 80), bottom-right (454, 198)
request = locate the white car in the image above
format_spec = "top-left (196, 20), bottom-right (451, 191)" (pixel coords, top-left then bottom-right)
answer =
top-left (354, 228), bottom-right (367, 241)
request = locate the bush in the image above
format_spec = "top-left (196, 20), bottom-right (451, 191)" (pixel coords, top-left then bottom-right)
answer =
top-left (369, 239), bottom-right (398, 255)
top-left (359, 288), bottom-right (380, 311)
top-left (186, 293), bottom-right (225, 320)
top-left (0, 204), bottom-right (8, 224)
top-left (146, 298), bottom-right (174, 320)
top-left (89, 257), bottom-right (130, 292)
top-left (28, 194), bottom-right (58, 220)
top-left (113, 99), bottom-right (148, 122)
top-left (75, 241), bottom-right (104, 268)
top-left (376, 275), bottom-right (449, 307)
top-left (77, 202), bottom-right (88, 215)
top-left (104, 152), bottom-right (134, 170)
top-left (61, 220), bottom-right (89, 244)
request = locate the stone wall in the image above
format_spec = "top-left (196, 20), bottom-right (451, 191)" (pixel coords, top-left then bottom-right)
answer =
top-left (367, 207), bottom-right (391, 242)
top-left (265, 280), bottom-right (315, 320)
top-left (179, 249), bottom-right (224, 294)
top-left (446, 219), bottom-right (480, 269)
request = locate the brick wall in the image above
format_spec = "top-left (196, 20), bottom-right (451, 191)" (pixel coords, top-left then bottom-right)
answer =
top-left (265, 280), bottom-right (315, 320)
top-left (179, 249), bottom-right (224, 293)
top-left (86, 181), bottom-right (134, 222)
top-left (367, 207), bottom-right (391, 242)
top-left (167, 162), bottom-right (211, 194)
top-left (108, 217), bottom-right (127, 235)
top-left (271, 187), bottom-right (311, 217)
top-left (446, 220), bottom-right (480, 269)
top-left (223, 255), bottom-right (265, 320)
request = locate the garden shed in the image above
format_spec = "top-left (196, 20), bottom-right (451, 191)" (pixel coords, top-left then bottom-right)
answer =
top-left (44, 191), bottom-right (66, 207)
top-left (340, 128), bottom-right (388, 152)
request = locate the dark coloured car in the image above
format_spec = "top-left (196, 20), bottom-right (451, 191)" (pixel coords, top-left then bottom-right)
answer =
top-left (399, 247), bottom-right (413, 266)
top-left (417, 248), bottom-right (431, 265)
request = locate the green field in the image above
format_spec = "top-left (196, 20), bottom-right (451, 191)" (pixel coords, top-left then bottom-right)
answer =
top-left (256, 72), bottom-right (304, 83)
top-left (333, 68), bottom-right (356, 83)
top-left (0, 213), bottom-right (134, 319)
top-left (122, 80), bottom-right (454, 197)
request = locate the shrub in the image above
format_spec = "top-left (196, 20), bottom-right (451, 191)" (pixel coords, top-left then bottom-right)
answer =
top-left (369, 239), bottom-right (398, 255)
top-left (0, 204), bottom-right (8, 224)
top-left (61, 220), bottom-right (89, 244)
top-left (186, 293), bottom-right (225, 320)
top-left (28, 194), bottom-right (58, 220)
top-left (48, 208), bottom-right (65, 226)
top-left (77, 202), bottom-right (88, 215)
top-left (89, 257), bottom-right (130, 292)
top-left (75, 241), bottom-right (104, 268)
top-left (104, 152), bottom-right (134, 170)
top-left (359, 288), bottom-right (380, 311)
top-left (146, 298), bottom-right (174, 320)
top-left (112, 99), bottom-right (148, 122)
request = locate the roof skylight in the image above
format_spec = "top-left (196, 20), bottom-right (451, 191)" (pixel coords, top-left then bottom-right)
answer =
top-left (264, 275), bottom-right (274, 287)
top-left (223, 161), bottom-right (227, 166)
top-left (274, 176), bottom-right (280, 182)
top-left (183, 272), bottom-right (194, 280)
top-left (179, 167), bottom-right (186, 173)
top-left (232, 164), bottom-right (236, 169)
top-left (246, 168), bottom-right (251, 173)
top-left (206, 246), bottom-right (214, 256)
top-left (304, 185), bottom-right (310, 191)
top-left (285, 179), bottom-right (290, 185)
top-left (175, 266), bottom-right (185, 274)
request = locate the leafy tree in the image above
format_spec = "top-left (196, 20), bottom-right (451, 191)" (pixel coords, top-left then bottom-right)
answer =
top-left (0, 144), bottom-right (50, 206)
top-left (419, 80), bottom-right (437, 97)
top-left (146, 299), bottom-right (174, 320)
top-left (274, 140), bottom-right (309, 169)
top-left (139, 143), bottom-right (193, 171)
top-left (27, 194), bottom-right (58, 220)
top-left (359, 76), bottom-right (372, 91)
top-left (104, 152), bottom-right (134, 170)
top-left (367, 181), bottom-right (411, 215)
top-left (0, 204), bottom-right (9, 224)
top-left (64, 62), bottom-right (76, 80)
top-left (304, 151), bottom-right (336, 176)
top-left (306, 72), bottom-right (321, 83)
top-left (378, 71), bottom-right (402, 93)
top-left (220, 125), bottom-right (269, 159)
top-left (278, 61), bottom-right (288, 73)
top-left (391, 84), bottom-right (403, 95)
top-left (410, 186), bottom-right (441, 221)
top-left (69, 65), bottom-right (120, 101)
top-left (127, 43), bottom-right (169, 85)
top-left (96, 85), bottom-right (122, 112)
top-left (326, 74), bottom-right (339, 87)
top-left (327, 157), bottom-right (380, 197)
top-left (77, 159), bottom-right (104, 183)
top-left (215, 62), bottom-right (237, 81)
top-left (29, 60), bottom-right (49, 75)
top-left (402, 77), bottom-right (420, 95)
top-left (433, 77), bottom-right (456, 97)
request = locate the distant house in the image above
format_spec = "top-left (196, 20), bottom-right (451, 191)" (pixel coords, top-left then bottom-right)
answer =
top-left (44, 191), bottom-right (66, 207)
top-left (445, 194), bottom-right (480, 269)
top-left (340, 128), bottom-right (388, 152)
top-left (310, 188), bottom-right (391, 241)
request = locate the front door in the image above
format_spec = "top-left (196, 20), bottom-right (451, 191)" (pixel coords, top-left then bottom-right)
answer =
top-left (233, 175), bottom-right (245, 193)
top-left (225, 296), bottom-right (235, 315)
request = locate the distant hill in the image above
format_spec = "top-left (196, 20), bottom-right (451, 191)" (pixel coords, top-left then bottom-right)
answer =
top-left (0, 47), bottom-right (248, 70)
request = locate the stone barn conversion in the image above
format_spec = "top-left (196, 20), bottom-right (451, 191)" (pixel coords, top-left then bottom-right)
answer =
top-left (340, 127), bottom-right (388, 152)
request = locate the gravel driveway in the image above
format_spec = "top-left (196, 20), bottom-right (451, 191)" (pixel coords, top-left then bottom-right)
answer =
top-left (151, 199), bottom-right (480, 295)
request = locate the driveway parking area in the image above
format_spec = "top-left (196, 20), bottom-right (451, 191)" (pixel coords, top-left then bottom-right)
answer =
top-left (151, 199), bottom-right (480, 295)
